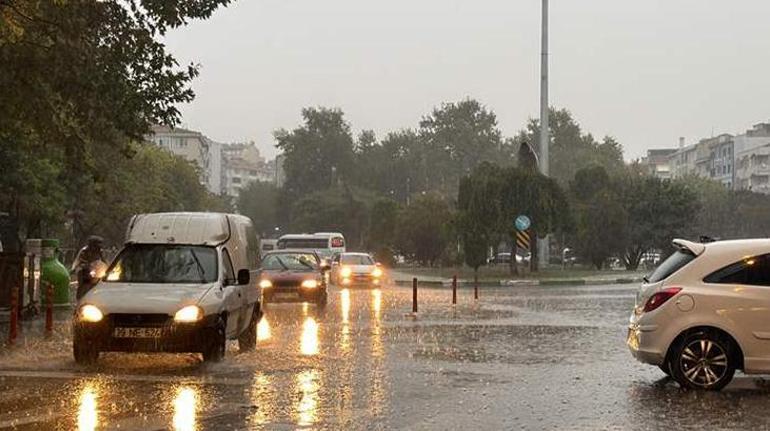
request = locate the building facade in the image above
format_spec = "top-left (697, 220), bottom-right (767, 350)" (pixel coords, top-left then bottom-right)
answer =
top-left (146, 125), bottom-right (223, 194)
top-left (734, 123), bottom-right (770, 193)
top-left (221, 142), bottom-right (275, 198)
top-left (640, 149), bottom-right (677, 179)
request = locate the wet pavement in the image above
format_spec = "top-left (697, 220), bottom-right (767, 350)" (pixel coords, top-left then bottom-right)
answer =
top-left (1, 283), bottom-right (770, 430)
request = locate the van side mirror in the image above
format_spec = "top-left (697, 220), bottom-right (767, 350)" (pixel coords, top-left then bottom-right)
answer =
top-left (237, 269), bottom-right (250, 285)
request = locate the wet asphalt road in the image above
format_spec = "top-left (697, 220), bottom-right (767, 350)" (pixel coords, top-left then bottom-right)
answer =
top-left (1, 282), bottom-right (770, 430)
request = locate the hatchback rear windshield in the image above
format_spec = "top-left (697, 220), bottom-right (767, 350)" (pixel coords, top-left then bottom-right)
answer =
top-left (340, 255), bottom-right (374, 265)
top-left (646, 249), bottom-right (696, 283)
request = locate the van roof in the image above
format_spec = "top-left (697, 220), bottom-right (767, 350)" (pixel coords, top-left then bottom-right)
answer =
top-left (279, 233), bottom-right (344, 239)
top-left (126, 212), bottom-right (233, 246)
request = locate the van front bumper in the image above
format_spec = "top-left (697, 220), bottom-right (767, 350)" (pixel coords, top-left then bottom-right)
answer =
top-left (73, 314), bottom-right (219, 353)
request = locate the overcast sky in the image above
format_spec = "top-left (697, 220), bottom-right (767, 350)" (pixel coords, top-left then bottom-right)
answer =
top-left (165, 0), bottom-right (770, 160)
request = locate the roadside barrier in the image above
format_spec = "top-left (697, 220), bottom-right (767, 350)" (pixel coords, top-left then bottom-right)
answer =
top-left (412, 277), bottom-right (418, 313)
top-left (8, 286), bottom-right (18, 345)
top-left (452, 275), bottom-right (457, 305)
top-left (45, 282), bottom-right (54, 335)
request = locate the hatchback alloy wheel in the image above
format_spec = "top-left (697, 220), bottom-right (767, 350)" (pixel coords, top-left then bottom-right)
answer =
top-left (679, 339), bottom-right (728, 387)
top-left (671, 331), bottom-right (736, 390)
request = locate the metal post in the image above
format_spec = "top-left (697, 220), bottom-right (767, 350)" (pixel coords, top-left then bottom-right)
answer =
top-left (412, 278), bottom-right (418, 313)
top-left (45, 282), bottom-right (53, 335)
top-left (474, 273), bottom-right (479, 300)
top-left (452, 275), bottom-right (457, 305)
top-left (539, 0), bottom-right (550, 269)
top-left (8, 286), bottom-right (18, 345)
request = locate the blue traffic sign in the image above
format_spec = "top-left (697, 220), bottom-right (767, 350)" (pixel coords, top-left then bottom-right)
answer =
top-left (515, 215), bottom-right (531, 231)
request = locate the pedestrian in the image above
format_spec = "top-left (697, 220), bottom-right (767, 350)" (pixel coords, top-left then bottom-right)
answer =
top-left (72, 235), bottom-right (106, 300)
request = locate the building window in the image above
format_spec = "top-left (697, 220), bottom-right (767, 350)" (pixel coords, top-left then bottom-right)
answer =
top-left (232, 177), bottom-right (241, 184)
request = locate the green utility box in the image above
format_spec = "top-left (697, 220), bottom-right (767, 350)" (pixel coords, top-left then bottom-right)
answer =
top-left (40, 239), bottom-right (71, 305)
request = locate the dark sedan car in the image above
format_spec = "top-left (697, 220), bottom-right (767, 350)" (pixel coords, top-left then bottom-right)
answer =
top-left (258, 250), bottom-right (329, 306)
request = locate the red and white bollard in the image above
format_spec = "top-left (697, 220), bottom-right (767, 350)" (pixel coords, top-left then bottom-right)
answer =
top-left (412, 278), bottom-right (418, 313)
top-left (45, 282), bottom-right (54, 335)
top-left (8, 286), bottom-right (19, 345)
top-left (452, 275), bottom-right (457, 305)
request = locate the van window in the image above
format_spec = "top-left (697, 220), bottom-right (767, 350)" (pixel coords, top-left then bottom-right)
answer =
top-left (704, 255), bottom-right (770, 286)
top-left (222, 248), bottom-right (236, 283)
top-left (647, 249), bottom-right (696, 283)
top-left (278, 238), bottom-right (329, 249)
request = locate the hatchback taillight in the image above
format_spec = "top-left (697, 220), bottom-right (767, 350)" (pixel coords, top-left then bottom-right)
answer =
top-left (642, 287), bottom-right (682, 313)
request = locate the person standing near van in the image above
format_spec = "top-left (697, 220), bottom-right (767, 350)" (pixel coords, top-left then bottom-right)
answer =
top-left (72, 235), bottom-right (105, 299)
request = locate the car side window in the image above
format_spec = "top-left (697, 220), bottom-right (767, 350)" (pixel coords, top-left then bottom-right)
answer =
top-left (222, 248), bottom-right (236, 283)
top-left (704, 254), bottom-right (770, 286)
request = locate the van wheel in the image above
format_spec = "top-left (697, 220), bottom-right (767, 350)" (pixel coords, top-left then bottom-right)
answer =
top-left (202, 318), bottom-right (226, 362)
top-left (73, 337), bottom-right (99, 365)
top-left (670, 330), bottom-right (736, 390)
top-left (238, 305), bottom-right (259, 352)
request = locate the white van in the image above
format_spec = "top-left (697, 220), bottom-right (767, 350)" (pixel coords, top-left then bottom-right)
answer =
top-left (72, 212), bottom-right (262, 364)
top-left (277, 232), bottom-right (345, 260)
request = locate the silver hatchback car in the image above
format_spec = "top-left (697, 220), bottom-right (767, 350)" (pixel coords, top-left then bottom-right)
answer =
top-left (629, 238), bottom-right (770, 390)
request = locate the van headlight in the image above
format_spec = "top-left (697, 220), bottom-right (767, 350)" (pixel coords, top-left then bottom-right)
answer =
top-left (259, 279), bottom-right (272, 289)
top-left (79, 304), bottom-right (104, 323)
top-left (301, 279), bottom-right (318, 289)
top-left (174, 305), bottom-right (203, 323)
top-left (340, 267), bottom-right (352, 278)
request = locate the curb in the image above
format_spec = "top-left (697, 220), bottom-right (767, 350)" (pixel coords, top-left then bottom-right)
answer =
top-left (392, 277), bottom-right (643, 287)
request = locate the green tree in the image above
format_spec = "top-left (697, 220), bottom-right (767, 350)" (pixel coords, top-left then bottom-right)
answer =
top-left (418, 99), bottom-right (512, 197)
top-left (0, 0), bottom-right (231, 239)
top-left (515, 108), bottom-right (625, 185)
top-left (275, 107), bottom-right (356, 198)
top-left (237, 181), bottom-right (279, 237)
top-left (618, 172), bottom-right (699, 269)
top-left (394, 194), bottom-right (452, 266)
top-left (367, 198), bottom-right (400, 265)
top-left (457, 163), bottom-right (507, 277)
top-left (570, 166), bottom-right (626, 269)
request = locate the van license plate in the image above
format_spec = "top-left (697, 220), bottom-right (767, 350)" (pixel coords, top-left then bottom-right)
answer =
top-left (274, 293), bottom-right (296, 300)
top-left (113, 327), bottom-right (162, 338)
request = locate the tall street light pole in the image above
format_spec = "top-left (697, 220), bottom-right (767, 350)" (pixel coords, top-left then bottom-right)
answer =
top-left (538, 0), bottom-right (550, 268)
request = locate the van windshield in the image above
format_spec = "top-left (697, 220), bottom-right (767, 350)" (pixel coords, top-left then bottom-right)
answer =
top-left (646, 249), bottom-right (696, 283)
top-left (105, 244), bottom-right (218, 284)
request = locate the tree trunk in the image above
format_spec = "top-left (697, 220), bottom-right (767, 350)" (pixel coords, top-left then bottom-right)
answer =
top-left (530, 235), bottom-right (538, 273)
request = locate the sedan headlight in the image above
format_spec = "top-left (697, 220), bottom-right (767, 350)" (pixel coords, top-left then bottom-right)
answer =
top-left (259, 279), bottom-right (272, 289)
top-left (301, 279), bottom-right (319, 289)
top-left (372, 267), bottom-right (383, 278)
top-left (174, 305), bottom-right (203, 323)
top-left (340, 267), bottom-right (352, 278)
top-left (79, 304), bottom-right (103, 323)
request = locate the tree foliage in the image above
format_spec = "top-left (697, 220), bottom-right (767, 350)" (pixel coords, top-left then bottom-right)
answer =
top-left (394, 194), bottom-right (453, 266)
top-left (515, 108), bottom-right (625, 185)
top-left (0, 0), bottom-right (232, 244)
top-left (237, 181), bottom-right (280, 237)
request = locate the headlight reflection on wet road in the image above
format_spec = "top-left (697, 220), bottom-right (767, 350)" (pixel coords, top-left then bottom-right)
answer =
top-left (372, 289), bottom-right (382, 317)
top-left (257, 315), bottom-right (271, 342)
top-left (300, 317), bottom-right (320, 356)
top-left (77, 384), bottom-right (99, 431)
top-left (295, 370), bottom-right (320, 426)
top-left (172, 386), bottom-right (199, 431)
top-left (341, 288), bottom-right (351, 324)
